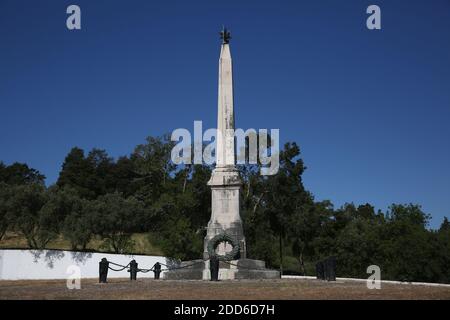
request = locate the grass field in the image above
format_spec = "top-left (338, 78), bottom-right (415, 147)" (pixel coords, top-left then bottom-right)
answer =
top-left (1, 278), bottom-right (449, 300)
top-left (0, 232), bottom-right (164, 256)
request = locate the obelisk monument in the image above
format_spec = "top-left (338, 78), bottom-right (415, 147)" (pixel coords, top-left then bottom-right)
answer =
top-left (164, 29), bottom-right (279, 280)
top-left (203, 27), bottom-right (246, 262)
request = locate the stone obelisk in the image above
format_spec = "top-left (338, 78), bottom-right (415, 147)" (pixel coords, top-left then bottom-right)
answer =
top-left (164, 29), bottom-right (279, 280)
top-left (203, 27), bottom-right (246, 261)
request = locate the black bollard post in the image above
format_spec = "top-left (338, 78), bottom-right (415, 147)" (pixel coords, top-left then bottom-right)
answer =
top-left (99, 258), bottom-right (109, 283)
top-left (129, 259), bottom-right (138, 281)
top-left (324, 258), bottom-right (330, 281)
top-left (327, 256), bottom-right (336, 281)
top-left (153, 262), bottom-right (161, 280)
top-left (210, 255), bottom-right (219, 281)
top-left (316, 261), bottom-right (324, 280)
top-left (321, 260), bottom-right (326, 280)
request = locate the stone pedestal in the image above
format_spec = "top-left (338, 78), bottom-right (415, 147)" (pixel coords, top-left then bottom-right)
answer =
top-left (163, 260), bottom-right (205, 280)
top-left (203, 167), bottom-right (246, 260)
top-left (163, 259), bottom-right (280, 280)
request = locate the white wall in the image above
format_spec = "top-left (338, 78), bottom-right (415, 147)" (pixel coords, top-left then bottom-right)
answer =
top-left (0, 249), bottom-right (169, 280)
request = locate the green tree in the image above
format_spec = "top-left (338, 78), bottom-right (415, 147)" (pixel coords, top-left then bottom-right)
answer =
top-left (57, 147), bottom-right (96, 199)
top-left (243, 207), bottom-right (278, 267)
top-left (154, 214), bottom-right (203, 261)
top-left (57, 148), bottom-right (121, 199)
top-left (6, 184), bottom-right (48, 248)
top-left (380, 204), bottom-right (438, 282)
top-left (335, 215), bottom-right (384, 278)
top-left (0, 162), bottom-right (4, 182)
top-left (436, 217), bottom-right (450, 283)
top-left (114, 156), bottom-right (140, 197)
top-left (179, 164), bottom-right (211, 231)
top-left (239, 160), bottom-right (277, 264)
top-left (0, 182), bottom-right (13, 240)
top-left (290, 199), bottom-right (333, 275)
top-left (0, 161), bottom-right (45, 185)
top-left (38, 186), bottom-right (81, 247)
top-left (262, 142), bottom-right (308, 275)
top-left (131, 135), bottom-right (176, 203)
top-left (62, 197), bottom-right (95, 250)
top-left (91, 193), bottom-right (144, 253)
top-left (85, 149), bottom-right (116, 196)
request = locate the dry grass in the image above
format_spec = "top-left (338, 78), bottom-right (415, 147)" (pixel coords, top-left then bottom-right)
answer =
top-left (0, 232), bottom-right (163, 256)
top-left (1, 278), bottom-right (449, 300)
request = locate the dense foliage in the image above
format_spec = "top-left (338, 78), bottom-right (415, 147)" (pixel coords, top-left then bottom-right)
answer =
top-left (0, 135), bottom-right (449, 283)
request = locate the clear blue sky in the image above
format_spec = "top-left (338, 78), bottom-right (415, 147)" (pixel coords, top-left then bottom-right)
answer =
top-left (1, 0), bottom-right (449, 228)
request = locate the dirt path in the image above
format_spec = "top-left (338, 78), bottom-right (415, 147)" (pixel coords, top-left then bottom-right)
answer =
top-left (1, 278), bottom-right (449, 300)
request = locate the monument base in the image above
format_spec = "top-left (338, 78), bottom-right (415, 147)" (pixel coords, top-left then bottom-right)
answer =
top-left (163, 258), bottom-right (280, 280)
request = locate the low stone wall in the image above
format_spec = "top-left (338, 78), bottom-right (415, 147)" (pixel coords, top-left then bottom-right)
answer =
top-left (0, 249), bottom-right (168, 280)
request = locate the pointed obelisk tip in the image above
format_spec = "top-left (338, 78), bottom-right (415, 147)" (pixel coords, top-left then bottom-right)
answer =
top-left (220, 26), bottom-right (231, 44)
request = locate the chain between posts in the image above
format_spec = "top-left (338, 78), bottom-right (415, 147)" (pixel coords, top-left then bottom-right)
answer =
top-left (103, 258), bottom-right (209, 273)
top-left (100, 258), bottom-right (269, 283)
top-left (105, 259), bottom-right (268, 272)
top-left (107, 261), bottom-right (131, 272)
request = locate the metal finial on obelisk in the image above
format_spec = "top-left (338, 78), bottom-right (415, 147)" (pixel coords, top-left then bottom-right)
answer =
top-left (220, 26), bottom-right (231, 44)
top-left (215, 26), bottom-right (235, 168)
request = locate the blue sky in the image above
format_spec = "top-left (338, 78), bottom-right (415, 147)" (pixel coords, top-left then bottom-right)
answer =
top-left (1, 0), bottom-right (449, 228)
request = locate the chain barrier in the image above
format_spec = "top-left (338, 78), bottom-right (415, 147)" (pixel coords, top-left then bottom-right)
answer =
top-left (99, 258), bottom-right (211, 282)
top-left (100, 257), bottom-right (269, 282)
top-left (107, 261), bottom-right (130, 272)
top-left (137, 267), bottom-right (153, 273)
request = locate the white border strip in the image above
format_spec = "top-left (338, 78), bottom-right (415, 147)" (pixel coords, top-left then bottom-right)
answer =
top-left (281, 275), bottom-right (450, 287)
